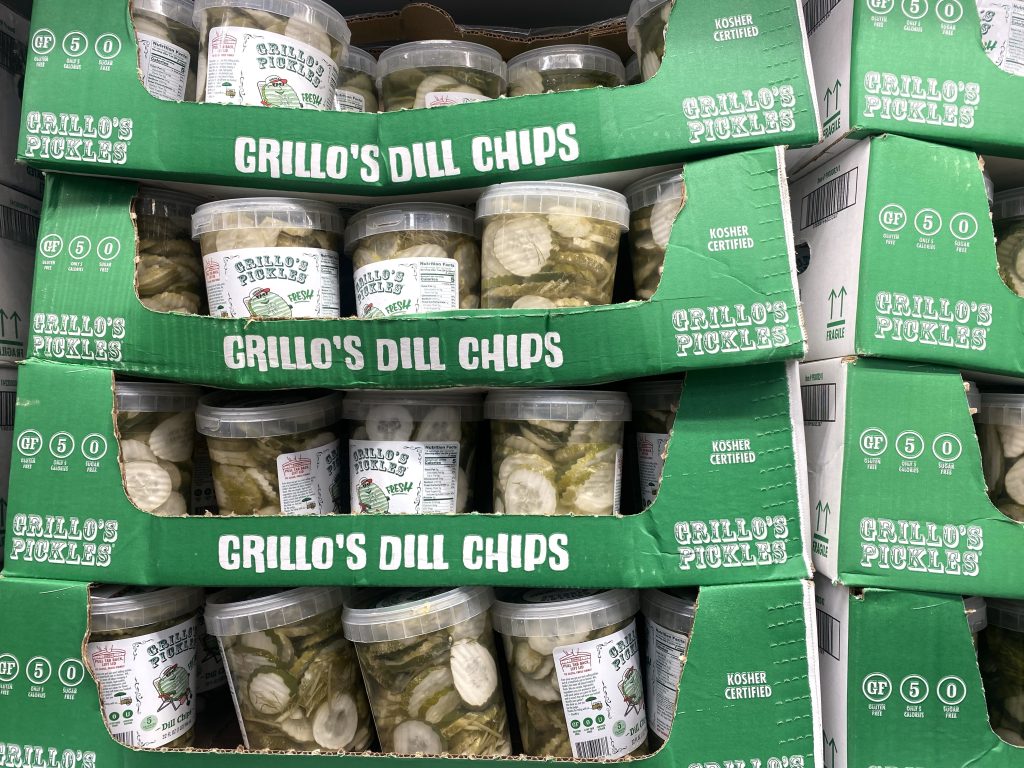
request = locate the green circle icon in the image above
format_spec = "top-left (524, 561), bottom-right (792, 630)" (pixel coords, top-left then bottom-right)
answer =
top-left (141, 715), bottom-right (159, 731)
top-left (613, 720), bottom-right (627, 737)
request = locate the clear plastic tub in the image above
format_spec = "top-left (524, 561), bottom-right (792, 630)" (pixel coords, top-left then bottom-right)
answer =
top-left (344, 391), bottom-right (482, 514)
top-left (625, 169), bottom-right (684, 300)
top-left (344, 203), bottom-right (480, 316)
top-left (993, 188), bottom-right (1024, 298)
top-left (974, 393), bottom-right (1024, 522)
top-left (625, 54), bottom-right (641, 85)
top-left (640, 588), bottom-right (696, 749)
top-left (192, 197), bottom-right (344, 319)
top-left (88, 585), bottom-right (204, 749)
top-left (205, 587), bottom-right (372, 751)
top-left (630, 379), bottom-right (683, 509)
top-left (485, 389), bottom-right (631, 516)
top-left (342, 587), bottom-right (512, 756)
top-left (336, 46), bottom-right (378, 112)
top-left (476, 181), bottom-right (629, 309)
top-left (980, 599), bottom-right (1024, 747)
top-left (492, 588), bottom-right (647, 758)
top-left (136, 187), bottom-right (207, 314)
top-left (193, 0), bottom-right (350, 110)
top-left (115, 381), bottom-right (201, 516)
top-left (132, 0), bottom-right (199, 101)
top-left (195, 390), bottom-right (344, 516)
top-left (507, 45), bottom-right (625, 96)
top-left (377, 40), bottom-right (506, 111)
top-left (194, 590), bottom-right (240, 748)
top-left (626, 0), bottom-right (674, 81)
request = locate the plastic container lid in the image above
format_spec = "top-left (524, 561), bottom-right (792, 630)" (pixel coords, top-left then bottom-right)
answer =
top-left (476, 181), bottom-right (630, 230)
top-left (134, 0), bottom-right (196, 29)
top-left (624, 169), bottom-right (684, 212)
top-left (343, 202), bottom-right (476, 253)
top-left (641, 588), bottom-right (697, 634)
top-left (195, 390), bottom-right (343, 438)
top-left (137, 186), bottom-right (207, 221)
top-left (115, 381), bottom-right (202, 413)
top-left (343, 390), bottom-right (483, 422)
top-left (985, 598), bottom-right (1024, 633)
top-left (91, 585), bottom-right (204, 632)
top-left (193, 0), bottom-right (351, 47)
top-left (976, 393), bottom-right (1024, 426)
top-left (629, 379), bottom-right (683, 412)
top-left (192, 197), bottom-right (345, 238)
top-left (342, 586), bottom-right (493, 643)
top-left (963, 596), bottom-right (988, 634)
top-left (625, 55), bottom-right (641, 84)
top-left (204, 586), bottom-right (346, 637)
top-left (993, 187), bottom-right (1024, 222)
top-left (626, 0), bottom-right (673, 52)
top-left (343, 46), bottom-right (376, 76)
top-left (485, 389), bottom-right (630, 423)
top-left (507, 45), bottom-right (625, 83)
top-left (492, 588), bottom-right (639, 638)
top-left (377, 40), bottom-right (507, 86)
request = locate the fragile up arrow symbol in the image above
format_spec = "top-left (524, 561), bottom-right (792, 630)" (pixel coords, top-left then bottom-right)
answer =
top-left (10, 312), bottom-right (20, 338)
top-left (836, 286), bottom-right (847, 316)
top-left (0, 308), bottom-right (6, 337)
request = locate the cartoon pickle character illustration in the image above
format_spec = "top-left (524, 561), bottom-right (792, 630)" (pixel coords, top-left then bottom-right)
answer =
top-left (361, 303), bottom-right (386, 319)
top-left (243, 287), bottom-right (292, 318)
top-left (357, 477), bottom-right (390, 514)
top-left (259, 76), bottom-right (302, 108)
top-left (153, 664), bottom-right (192, 711)
top-left (618, 666), bottom-right (643, 717)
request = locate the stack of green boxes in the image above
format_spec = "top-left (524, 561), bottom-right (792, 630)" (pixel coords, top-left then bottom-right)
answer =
top-left (0, 0), bottom-right (826, 764)
top-left (792, 2), bottom-right (1024, 765)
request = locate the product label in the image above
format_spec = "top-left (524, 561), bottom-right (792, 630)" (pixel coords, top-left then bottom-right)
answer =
top-left (643, 617), bottom-right (688, 742)
top-left (195, 621), bottom-right (227, 694)
top-left (353, 257), bottom-right (459, 318)
top-left (202, 246), bottom-right (340, 319)
top-left (276, 438), bottom-right (341, 516)
top-left (87, 616), bottom-right (198, 747)
top-left (425, 91), bottom-right (491, 108)
top-left (637, 432), bottom-right (669, 508)
top-left (204, 25), bottom-right (338, 109)
top-left (136, 32), bottom-right (191, 101)
top-left (350, 440), bottom-right (460, 514)
top-left (979, 1), bottom-right (1024, 75)
top-left (334, 88), bottom-right (367, 112)
top-left (553, 621), bottom-right (647, 759)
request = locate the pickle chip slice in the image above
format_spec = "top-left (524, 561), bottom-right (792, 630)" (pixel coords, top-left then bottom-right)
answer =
top-left (485, 217), bottom-right (553, 277)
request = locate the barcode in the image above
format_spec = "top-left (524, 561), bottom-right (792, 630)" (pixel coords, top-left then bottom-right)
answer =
top-left (575, 737), bottom-right (610, 759)
top-left (0, 29), bottom-right (26, 76)
top-left (800, 168), bottom-right (859, 229)
top-left (801, 383), bottom-right (837, 423)
top-left (0, 203), bottom-right (40, 248)
top-left (0, 391), bottom-right (14, 429)
top-left (111, 731), bottom-right (135, 747)
top-left (803, 0), bottom-right (841, 34)
top-left (816, 607), bottom-right (841, 660)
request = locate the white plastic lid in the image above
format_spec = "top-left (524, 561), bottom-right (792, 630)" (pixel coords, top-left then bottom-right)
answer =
top-left (343, 390), bottom-right (482, 422)
top-left (343, 203), bottom-right (476, 253)
top-left (377, 40), bottom-right (507, 86)
top-left (204, 586), bottom-right (346, 637)
top-left (115, 381), bottom-right (202, 413)
top-left (193, 0), bottom-right (351, 47)
top-left (986, 598), bottom-right (1024, 633)
top-left (492, 588), bottom-right (639, 638)
top-left (135, 0), bottom-right (196, 28)
top-left (626, 0), bottom-right (673, 52)
top-left (976, 393), bottom-right (1024, 426)
top-left (476, 181), bottom-right (629, 230)
top-left (629, 379), bottom-right (683, 412)
top-left (342, 45), bottom-right (376, 76)
top-left (195, 390), bottom-right (343, 438)
top-left (641, 588), bottom-right (697, 635)
top-left (625, 55), bottom-right (641, 84)
top-left (137, 186), bottom-right (207, 221)
top-left (507, 45), bottom-right (625, 83)
top-left (624, 169), bottom-right (684, 212)
top-left (342, 586), bottom-right (493, 643)
top-left (963, 596), bottom-right (988, 634)
top-left (485, 389), bottom-right (630, 423)
top-left (91, 585), bottom-right (204, 632)
top-left (993, 187), bottom-right (1024, 222)
top-left (192, 197), bottom-right (345, 238)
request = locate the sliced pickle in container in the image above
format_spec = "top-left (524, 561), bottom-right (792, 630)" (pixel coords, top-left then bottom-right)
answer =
top-left (625, 168), bottom-right (684, 300)
top-left (195, 390), bottom-right (344, 516)
top-left (980, 599), bottom-right (1024, 747)
top-left (626, 0), bottom-right (674, 81)
top-left (492, 588), bottom-right (648, 758)
top-left (485, 389), bottom-right (630, 516)
top-left (993, 188), bottom-right (1024, 298)
top-left (476, 181), bottom-right (629, 309)
top-left (205, 587), bottom-right (373, 751)
top-left (377, 40), bottom-right (506, 112)
top-left (507, 45), bottom-right (625, 96)
top-left (132, 0), bottom-right (199, 101)
top-left (345, 203), bottom-right (480, 316)
top-left (336, 46), bottom-right (378, 112)
top-left (115, 381), bottom-right (201, 516)
top-left (342, 587), bottom-right (512, 756)
top-left (974, 393), bottom-right (1024, 522)
top-left (88, 586), bottom-right (204, 749)
top-left (641, 588), bottom-right (696, 750)
top-left (192, 197), bottom-right (344, 318)
top-left (193, 0), bottom-right (351, 110)
top-left (344, 391), bottom-right (482, 514)
top-left (629, 379), bottom-right (682, 509)
top-left (136, 187), bottom-right (207, 314)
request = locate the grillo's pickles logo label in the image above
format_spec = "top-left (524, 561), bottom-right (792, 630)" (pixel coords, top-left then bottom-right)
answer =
top-left (146, 622), bottom-right (197, 670)
top-left (254, 39), bottom-right (327, 89)
top-left (355, 267), bottom-right (406, 302)
top-left (862, 72), bottom-right (980, 128)
top-left (233, 252), bottom-right (312, 287)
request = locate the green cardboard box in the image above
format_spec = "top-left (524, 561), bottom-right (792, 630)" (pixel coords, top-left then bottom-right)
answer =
top-left (801, 356), bottom-right (1024, 599)
top-left (27, 146), bottom-right (806, 389)
top-left (815, 574), bottom-right (1020, 768)
top-left (0, 364), bottom-right (15, 566)
top-left (3, 357), bottom-right (811, 588)
top-left (0, 574), bottom-right (820, 768)
top-left (16, 0), bottom-right (819, 196)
